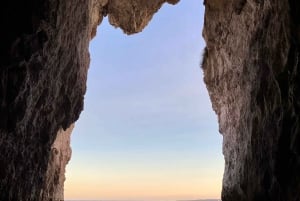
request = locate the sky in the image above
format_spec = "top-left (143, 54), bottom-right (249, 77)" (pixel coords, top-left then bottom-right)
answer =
top-left (65, 1), bottom-right (224, 200)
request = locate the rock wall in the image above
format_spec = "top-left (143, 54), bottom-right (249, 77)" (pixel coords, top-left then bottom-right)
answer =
top-left (202, 0), bottom-right (300, 200)
top-left (0, 1), bottom-right (93, 200)
top-left (0, 0), bottom-right (178, 200)
top-left (45, 124), bottom-right (74, 200)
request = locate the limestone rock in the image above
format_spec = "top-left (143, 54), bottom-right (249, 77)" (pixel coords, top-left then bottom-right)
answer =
top-left (202, 0), bottom-right (300, 200)
top-left (106, 0), bottom-right (179, 34)
top-left (0, 1), bottom-right (92, 200)
top-left (45, 124), bottom-right (74, 200)
top-left (0, 0), bottom-right (178, 200)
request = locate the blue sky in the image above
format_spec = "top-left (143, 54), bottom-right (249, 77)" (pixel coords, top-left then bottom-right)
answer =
top-left (65, 1), bottom-right (224, 200)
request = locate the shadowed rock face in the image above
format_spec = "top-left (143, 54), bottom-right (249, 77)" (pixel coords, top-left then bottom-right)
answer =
top-left (0, 0), bottom-right (299, 201)
top-left (202, 0), bottom-right (300, 200)
top-left (0, 1), bottom-right (92, 200)
top-left (0, 0), bottom-right (178, 200)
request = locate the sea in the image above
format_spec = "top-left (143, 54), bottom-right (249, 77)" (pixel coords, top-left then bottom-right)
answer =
top-left (65, 200), bottom-right (221, 201)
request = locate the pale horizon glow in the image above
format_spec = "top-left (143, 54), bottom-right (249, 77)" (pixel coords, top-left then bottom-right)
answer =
top-left (65, 1), bottom-right (224, 200)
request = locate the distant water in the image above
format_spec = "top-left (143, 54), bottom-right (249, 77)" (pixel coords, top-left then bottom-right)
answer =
top-left (65, 200), bottom-right (221, 201)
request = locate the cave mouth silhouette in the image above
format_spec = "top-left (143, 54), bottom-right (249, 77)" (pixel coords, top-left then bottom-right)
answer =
top-left (64, 2), bottom-right (224, 201)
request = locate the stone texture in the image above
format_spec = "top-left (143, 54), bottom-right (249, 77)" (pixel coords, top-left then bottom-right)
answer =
top-left (44, 124), bottom-right (74, 201)
top-left (202, 0), bottom-right (300, 200)
top-left (0, 0), bottom-right (178, 200)
top-left (106, 0), bottom-right (179, 34)
top-left (0, 1), bottom-right (93, 200)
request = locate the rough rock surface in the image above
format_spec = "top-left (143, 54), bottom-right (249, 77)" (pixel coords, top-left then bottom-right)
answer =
top-left (202, 0), bottom-right (300, 200)
top-left (1, 0), bottom-right (300, 201)
top-left (0, 1), bottom-right (92, 200)
top-left (45, 124), bottom-right (74, 200)
top-left (0, 0), bottom-right (178, 200)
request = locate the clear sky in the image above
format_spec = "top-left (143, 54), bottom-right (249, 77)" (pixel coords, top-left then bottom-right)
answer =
top-left (65, 1), bottom-right (224, 200)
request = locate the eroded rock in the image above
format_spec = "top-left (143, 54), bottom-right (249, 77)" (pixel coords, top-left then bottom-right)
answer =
top-left (44, 124), bottom-right (74, 201)
top-left (0, 0), bottom-right (178, 200)
top-left (202, 0), bottom-right (300, 200)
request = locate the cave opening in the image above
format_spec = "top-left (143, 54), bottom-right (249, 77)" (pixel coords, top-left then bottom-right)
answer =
top-left (2, 1), bottom-right (300, 201)
top-left (65, 1), bottom-right (223, 201)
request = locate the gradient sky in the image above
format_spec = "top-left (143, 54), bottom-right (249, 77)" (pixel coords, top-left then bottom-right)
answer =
top-left (65, 1), bottom-right (224, 200)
